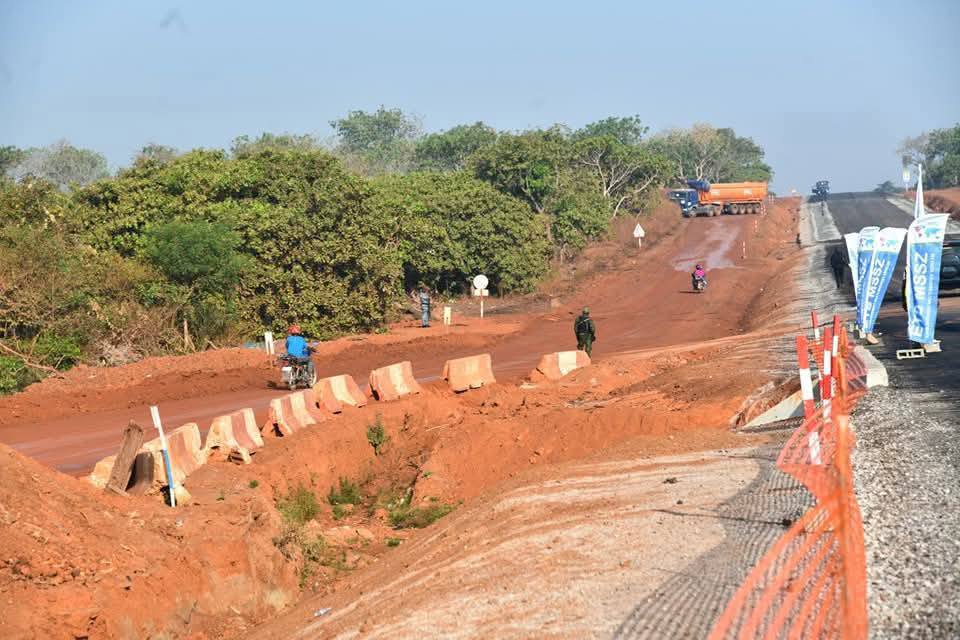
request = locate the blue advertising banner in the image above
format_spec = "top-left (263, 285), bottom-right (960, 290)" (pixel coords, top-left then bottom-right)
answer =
top-left (861, 227), bottom-right (907, 334)
top-left (906, 214), bottom-right (948, 344)
top-left (856, 227), bottom-right (879, 328)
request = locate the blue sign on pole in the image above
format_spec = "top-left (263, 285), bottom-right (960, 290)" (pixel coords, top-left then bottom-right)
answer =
top-left (906, 214), bottom-right (948, 344)
top-left (861, 227), bottom-right (906, 335)
top-left (855, 227), bottom-right (879, 329)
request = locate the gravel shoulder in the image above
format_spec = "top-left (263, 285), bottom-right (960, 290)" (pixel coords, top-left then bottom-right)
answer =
top-left (852, 385), bottom-right (960, 639)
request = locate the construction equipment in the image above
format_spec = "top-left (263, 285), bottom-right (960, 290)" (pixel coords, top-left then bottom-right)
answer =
top-left (667, 180), bottom-right (769, 218)
top-left (812, 180), bottom-right (830, 199)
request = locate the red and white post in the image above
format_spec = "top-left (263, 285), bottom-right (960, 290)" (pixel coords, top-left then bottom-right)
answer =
top-left (811, 310), bottom-right (821, 341)
top-left (821, 327), bottom-right (833, 422)
top-left (796, 336), bottom-right (816, 420)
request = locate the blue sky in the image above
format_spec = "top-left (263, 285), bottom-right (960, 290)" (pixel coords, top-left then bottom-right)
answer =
top-left (1, 0), bottom-right (958, 193)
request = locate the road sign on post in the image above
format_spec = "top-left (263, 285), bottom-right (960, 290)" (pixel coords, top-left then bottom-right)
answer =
top-left (633, 223), bottom-right (646, 248)
top-left (472, 275), bottom-right (489, 318)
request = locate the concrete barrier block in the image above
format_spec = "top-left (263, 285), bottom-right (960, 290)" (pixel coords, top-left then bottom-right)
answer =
top-left (205, 408), bottom-right (263, 462)
top-left (369, 361), bottom-right (422, 402)
top-left (535, 351), bottom-right (591, 380)
top-left (442, 354), bottom-right (496, 392)
top-left (316, 374), bottom-right (367, 411)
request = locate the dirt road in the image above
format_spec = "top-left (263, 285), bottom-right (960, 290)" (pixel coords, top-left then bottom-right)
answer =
top-left (0, 206), bottom-right (791, 476)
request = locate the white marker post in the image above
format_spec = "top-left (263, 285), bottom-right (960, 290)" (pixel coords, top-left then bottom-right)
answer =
top-left (442, 305), bottom-right (452, 328)
top-left (633, 223), bottom-right (645, 248)
top-left (150, 405), bottom-right (177, 507)
top-left (473, 274), bottom-right (489, 319)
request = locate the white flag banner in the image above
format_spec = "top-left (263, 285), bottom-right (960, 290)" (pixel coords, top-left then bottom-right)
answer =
top-left (844, 232), bottom-right (861, 301)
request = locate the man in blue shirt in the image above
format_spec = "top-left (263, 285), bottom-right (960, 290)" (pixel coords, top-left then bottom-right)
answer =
top-left (284, 325), bottom-right (315, 379)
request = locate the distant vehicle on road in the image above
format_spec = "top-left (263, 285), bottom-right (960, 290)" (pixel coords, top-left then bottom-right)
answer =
top-left (940, 239), bottom-right (960, 291)
top-left (900, 239), bottom-right (960, 296)
top-left (667, 180), bottom-right (768, 218)
top-left (812, 180), bottom-right (830, 199)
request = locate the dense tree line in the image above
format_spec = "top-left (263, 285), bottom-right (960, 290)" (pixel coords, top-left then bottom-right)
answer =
top-left (899, 123), bottom-right (960, 189)
top-left (0, 113), bottom-right (772, 391)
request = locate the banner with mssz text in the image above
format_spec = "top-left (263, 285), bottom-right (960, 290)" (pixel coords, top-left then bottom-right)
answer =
top-left (906, 214), bottom-right (948, 344)
top-left (855, 227), bottom-right (879, 328)
top-left (860, 227), bottom-right (907, 334)
top-left (844, 232), bottom-right (860, 301)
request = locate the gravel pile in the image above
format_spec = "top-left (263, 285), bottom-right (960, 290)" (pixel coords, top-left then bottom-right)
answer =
top-left (852, 386), bottom-right (960, 639)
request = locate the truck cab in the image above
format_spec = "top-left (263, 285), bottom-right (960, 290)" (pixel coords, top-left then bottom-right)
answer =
top-left (666, 188), bottom-right (700, 217)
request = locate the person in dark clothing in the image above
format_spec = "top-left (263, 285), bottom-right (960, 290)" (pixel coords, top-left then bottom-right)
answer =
top-left (574, 307), bottom-right (596, 357)
top-left (419, 287), bottom-right (431, 328)
top-left (829, 247), bottom-right (849, 288)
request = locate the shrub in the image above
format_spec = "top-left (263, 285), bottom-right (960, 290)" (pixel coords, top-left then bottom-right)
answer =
top-left (366, 416), bottom-right (389, 455)
top-left (389, 503), bottom-right (455, 529)
top-left (277, 485), bottom-right (320, 525)
top-left (327, 477), bottom-right (363, 506)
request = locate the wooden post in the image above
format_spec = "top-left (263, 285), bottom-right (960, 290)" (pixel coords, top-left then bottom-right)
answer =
top-left (183, 318), bottom-right (195, 351)
top-left (105, 421), bottom-right (145, 495)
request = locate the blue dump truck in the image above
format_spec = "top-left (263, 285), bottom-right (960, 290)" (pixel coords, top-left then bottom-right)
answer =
top-left (812, 180), bottom-right (830, 199)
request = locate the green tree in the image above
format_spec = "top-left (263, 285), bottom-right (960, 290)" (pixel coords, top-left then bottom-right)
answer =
top-left (470, 127), bottom-right (621, 256)
top-left (330, 107), bottom-right (422, 175)
top-left (142, 220), bottom-right (248, 343)
top-left (574, 116), bottom-right (648, 146)
top-left (649, 124), bottom-right (772, 184)
top-left (0, 146), bottom-right (25, 181)
top-left (414, 122), bottom-right (499, 171)
top-left (133, 143), bottom-right (179, 166)
top-left (70, 148), bottom-right (402, 337)
top-left (923, 124), bottom-right (960, 188)
top-left (874, 180), bottom-right (899, 195)
top-left (573, 136), bottom-right (669, 216)
top-left (0, 176), bottom-right (68, 226)
top-left (10, 140), bottom-right (109, 191)
top-left (468, 127), bottom-right (570, 215)
top-left (369, 172), bottom-right (549, 293)
top-left (230, 133), bottom-right (320, 158)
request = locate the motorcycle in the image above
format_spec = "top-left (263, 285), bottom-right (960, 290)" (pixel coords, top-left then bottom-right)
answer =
top-left (692, 275), bottom-right (707, 293)
top-left (278, 353), bottom-right (317, 390)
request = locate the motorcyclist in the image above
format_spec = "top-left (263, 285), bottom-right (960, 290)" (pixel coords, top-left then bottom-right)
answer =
top-left (284, 325), bottom-right (316, 380)
top-left (692, 264), bottom-right (707, 290)
top-left (574, 307), bottom-right (596, 357)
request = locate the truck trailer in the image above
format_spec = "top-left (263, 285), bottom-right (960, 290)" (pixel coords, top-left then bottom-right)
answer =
top-left (667, 180), bottom-right (769, 218)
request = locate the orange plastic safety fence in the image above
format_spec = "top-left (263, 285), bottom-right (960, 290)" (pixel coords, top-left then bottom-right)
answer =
top-left (709, 346), bottom-right (868, 640)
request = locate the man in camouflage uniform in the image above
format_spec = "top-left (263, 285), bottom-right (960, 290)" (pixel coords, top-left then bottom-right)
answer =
top-left (574, 307), bottom-right (596, 357)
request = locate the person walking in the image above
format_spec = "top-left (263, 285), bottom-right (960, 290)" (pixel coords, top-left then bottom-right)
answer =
top-left (574, 307), bottom-right (596, 357)
top-left (419, 287), bottom-right (432, 328)
top-left (829, 246), bottom-right (849, 289)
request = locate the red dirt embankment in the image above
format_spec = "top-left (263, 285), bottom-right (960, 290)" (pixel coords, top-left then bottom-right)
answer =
top-left (925, 188), bottom-right (960, 218)
top-left (0, 197), bottom-right (804, 639)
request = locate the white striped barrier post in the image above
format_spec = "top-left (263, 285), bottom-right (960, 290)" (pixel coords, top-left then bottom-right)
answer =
top-left (832, 315), bottom-right (842, 398)
top-left (811, 310), bottom-right (821, 341)
top-left (821, 327), bottom-right (833, 422)
top-left (796, 336), bottom-right (816, 419)
top-left (150, 405), bottom-right (177, 507)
